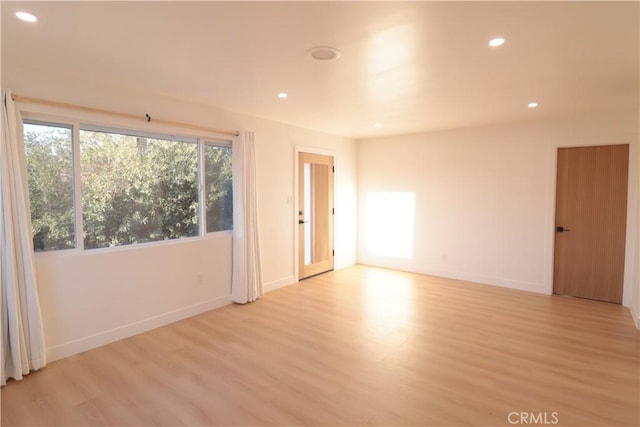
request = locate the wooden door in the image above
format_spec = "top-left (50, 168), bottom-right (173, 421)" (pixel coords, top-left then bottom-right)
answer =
top-left (553, 144), bottom-right (629, 303)
top-left (298, 152), bottom-right (334, 280)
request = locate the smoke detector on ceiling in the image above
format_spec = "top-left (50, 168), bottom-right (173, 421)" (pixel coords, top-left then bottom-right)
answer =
top-left (307, 46), bottom-right (341, 61)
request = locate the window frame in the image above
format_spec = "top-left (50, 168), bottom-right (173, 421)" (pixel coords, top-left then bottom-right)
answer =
top-left (21, 111), bottom-right (234, 256)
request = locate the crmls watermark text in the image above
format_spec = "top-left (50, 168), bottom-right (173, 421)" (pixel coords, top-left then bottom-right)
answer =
top-left (507, 412), bottom-right (559, 425)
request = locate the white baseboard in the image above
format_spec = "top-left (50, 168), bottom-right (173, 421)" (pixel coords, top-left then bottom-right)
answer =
top-left (421, 267), bottom-right (548, 294)
top-left (357, 260), bottom-right (547, 295)
top-left (264, 275), bottom-right (296, 293)
top-left (46, 295), bottom-right (231, 362)
top-left (335, 258), bottom-right (357, 270)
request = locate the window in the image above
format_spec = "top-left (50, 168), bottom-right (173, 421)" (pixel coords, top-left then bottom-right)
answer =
top-left (22, 120), bottom-right (232, 252)
top-left (204, 143), bottom-right (233, 232)
top-left (23, 121), bottom-right (75, 251)
top-left (80, 127), bottom-right (199, 249)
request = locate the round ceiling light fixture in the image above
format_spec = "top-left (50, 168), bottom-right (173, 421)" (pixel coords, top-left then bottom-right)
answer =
top-left (277, 92), bottom-right (288, 99)
top-left (16, 11), bottom-right (37, 22)
top-left (528, 102), bottom-right (539, 108)
top-left (488, 37), bottom-right (505, 47)
top-left (307, 46), bottom-right (341, 61)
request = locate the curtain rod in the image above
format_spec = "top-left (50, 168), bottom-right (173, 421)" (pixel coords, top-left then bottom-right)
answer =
top-left (10, 93), bottom-right (240, 137)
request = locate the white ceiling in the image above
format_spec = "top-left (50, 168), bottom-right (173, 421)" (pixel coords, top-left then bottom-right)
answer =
top-left (2, 1), bottom-right (638, 139)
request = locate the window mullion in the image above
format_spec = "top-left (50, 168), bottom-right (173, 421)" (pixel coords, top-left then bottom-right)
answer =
top-left (198, 139), bottom-right (206, 237)
top-left (72, 123), bottom-right (84, 250)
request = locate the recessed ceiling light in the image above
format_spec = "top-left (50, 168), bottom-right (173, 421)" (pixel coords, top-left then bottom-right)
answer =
top-left (16, 11), bottom-right (37, 22)
top-left (277, 92), bottom-right (288, 99)
top-left (307, 46), bottom-right (341, 61)
top-left (488, 37), bottom-right (505, 47)
top-left (528, 102), bottom-right (539, 108)
top-left (374, 123), bottom-right (382, 128)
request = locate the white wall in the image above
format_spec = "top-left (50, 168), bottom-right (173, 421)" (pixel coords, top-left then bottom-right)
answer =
top-left (36, 235), bottom-right (232, 361)
top-left (358, 110), bottom-right (639, 314)
top-left (7, 74), bottom-right (358, 360)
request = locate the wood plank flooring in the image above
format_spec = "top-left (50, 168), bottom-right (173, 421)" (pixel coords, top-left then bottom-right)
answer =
top-left (2, 265), bottom-right (638, 426)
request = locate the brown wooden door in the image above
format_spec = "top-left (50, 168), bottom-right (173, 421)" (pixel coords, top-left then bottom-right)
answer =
top-left (298, 152), bottom-right (334, 280)
top-left (553, 144), bottom-right (629, 303)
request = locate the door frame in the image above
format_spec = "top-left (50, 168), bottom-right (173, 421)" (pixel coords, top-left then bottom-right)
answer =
top-left (293, 145), bottom-right (336, 282)
top-left (545, 140), bottom-right (638, 307)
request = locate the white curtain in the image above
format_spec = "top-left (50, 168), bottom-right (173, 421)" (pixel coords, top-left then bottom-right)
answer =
top-left (1, 89), bottom-right (47, 386)
top-left (231, 131), bottom-right (263, 303)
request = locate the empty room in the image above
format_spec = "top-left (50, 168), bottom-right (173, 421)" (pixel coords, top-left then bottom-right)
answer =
top-left (1, 1), bottom-right (638, 426)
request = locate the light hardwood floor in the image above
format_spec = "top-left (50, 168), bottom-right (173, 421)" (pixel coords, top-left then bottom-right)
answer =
top-left (2, 265), bottom-right (639, 426)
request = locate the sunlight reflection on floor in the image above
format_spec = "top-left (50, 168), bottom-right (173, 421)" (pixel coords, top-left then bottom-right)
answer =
top-left (363, 269), bottom-right (415, 342)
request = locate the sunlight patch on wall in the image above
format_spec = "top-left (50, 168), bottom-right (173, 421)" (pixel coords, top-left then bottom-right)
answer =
top-left (365, 192), bottom-right (416, 259)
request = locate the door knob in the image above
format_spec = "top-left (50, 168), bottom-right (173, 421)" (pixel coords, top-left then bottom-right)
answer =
top-left (556, 226), bottom-right (571, 232)
top-left (299, 220), bottom-right (308, 224)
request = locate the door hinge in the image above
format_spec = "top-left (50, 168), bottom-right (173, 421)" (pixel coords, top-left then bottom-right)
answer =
top-left (332, 208), bottom-right (335, 215)
top-left (332, 249), bottom-right (335, 256)
top-left (332, 166), bottom-right (335, 173)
